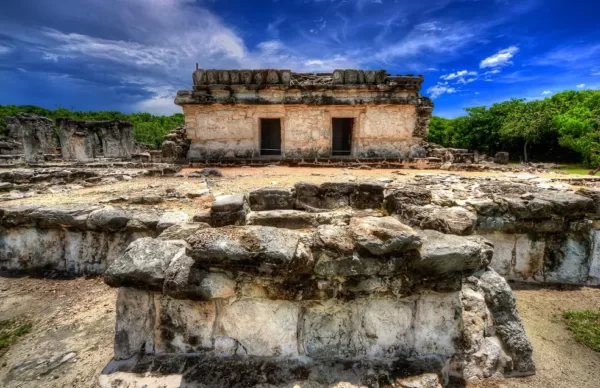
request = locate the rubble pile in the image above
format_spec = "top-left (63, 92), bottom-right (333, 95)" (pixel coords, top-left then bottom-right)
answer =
top-left (161, 125), bottom-right (189, 162)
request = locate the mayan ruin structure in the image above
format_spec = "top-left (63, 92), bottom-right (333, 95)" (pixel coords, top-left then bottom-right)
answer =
top-left (175, 69), bottom-right (433, 160)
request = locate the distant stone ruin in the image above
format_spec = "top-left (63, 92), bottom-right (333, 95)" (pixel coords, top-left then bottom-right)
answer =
top-left (175, 68), bottom-right (434, 160)
top-left (5, 113), bottom-right (59, 163)
top-left (57, 119), bottom-right (135, 162)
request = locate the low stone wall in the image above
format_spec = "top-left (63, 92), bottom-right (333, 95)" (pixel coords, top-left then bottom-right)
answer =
top-left (0, 205), bottom-right (190, 275)
top-left (100, 218), bottom-right (534, 386)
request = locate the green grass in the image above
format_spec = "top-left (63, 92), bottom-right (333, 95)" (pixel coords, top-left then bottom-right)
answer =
top-left (563, 310), bottom-right (600, 351)
top-left (0, 318), bottom-right (33, 357)
top-left (551, 164), bottom-right (592, 176)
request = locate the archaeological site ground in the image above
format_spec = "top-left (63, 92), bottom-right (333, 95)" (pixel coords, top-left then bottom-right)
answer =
top-left (0, 69), bottom-right (599, 388)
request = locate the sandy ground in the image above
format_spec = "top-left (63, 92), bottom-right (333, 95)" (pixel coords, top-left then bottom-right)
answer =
top-left (0, 167), bottom-right (598, 387)
top-left (0, 276), bottom-right (598, 388)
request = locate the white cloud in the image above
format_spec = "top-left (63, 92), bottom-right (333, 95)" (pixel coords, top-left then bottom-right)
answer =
top-left (375, 22), bottom-right (475, 63)
top-left (427, 82), bottom-right (457, 99)
top-left (577, 83), bottom-right (586, 89)
top-left (484, 69), bottom-right (501, 75)
top-left (542, 90), bottom-right (552, 95)
top-left (440, 70), bottom-right (477, 81)
top-left (135, 98), bottom-right (183, 116)
top-left (0, 44), bottom-right (13, 55)
top-left (480, 46), bottom-right (519, 68)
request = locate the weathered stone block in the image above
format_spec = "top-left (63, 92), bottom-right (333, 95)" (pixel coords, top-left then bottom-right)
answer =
top-left (154, 295), bottom-right (215, 353)
top-left (217, 299), bottom-right (299, 357)
top-left (344, 69), bottom-right (358, 84)
top-left (218, 71), bottom-right (230, 85)
top-left (246, 210), bottom-right (318, 229)
top-left (350, 216), bottom-right (422, 255)
top-left (349, 182), bottom-right (384, 209)
top-left (87, 206), bottom-right (130, 232)
top-left (229, 70), bottom-right (240, 84)
top-left (206, 70), bottom-right (218, 84)
top-left (57, 119), bottom-right (97, 162)
top-left (212, 194), bottom-right (246, 212)
top-left (100, 121), bottom-right (134, 159)
top-left (156, 211), bottom-right (189, 232)
top-left (412, 230), bottom-right (493, 275)
top-left (240, 70), bottom-right (253, 84)
top-left (192, 69), bottom-right (207, 85)
top-left (114, 287), bottom-right (154, 360)
top-left (164, 253), bottom-right (236, 300)
top-left (493, 152), bottom-right (509, 164)
top-left (266, 70), bottom-right (280, 84)
top-left (249, 188), bottom-right (294, 211)
top-left (104, 238), bottom-right (188, 290)
top-left (332, 70), bottom-right (345, 84)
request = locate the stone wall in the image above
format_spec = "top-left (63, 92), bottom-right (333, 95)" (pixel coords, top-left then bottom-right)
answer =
top-left (0, 205), bottom-right (190, 275)
top-left (183, 104), bottom-right (423, 159)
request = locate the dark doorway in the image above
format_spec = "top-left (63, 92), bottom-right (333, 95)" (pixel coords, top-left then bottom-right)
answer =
top-left (332, 118), bottom-right (353, 156)
top-left (260, 119), bottom-right (282, 156)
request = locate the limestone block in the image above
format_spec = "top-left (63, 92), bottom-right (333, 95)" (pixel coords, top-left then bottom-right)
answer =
top-left (206, 70), bottom-right (218, 84)
top-left (114, 287), bottom-right (154, 360)
top-left (332, 70), bottom-right (345, 84)
top-left (481, 232), bottom-right (514, 276)
top-left (186, 226), bottom-right (305, 270)
top-left (301, 301), bottom-right (354, 358)
top-left (164, 253), bottom-right (236, 300)
top-left (9, 114), bottom-right (59, 162)
top-left (246, 210), bottom-right (319, 229)
top-left (57, 119), bottom-right (97, 162)
top-left (344, 69), bottom-right (359, 84)
top-left (266, 70), bottom-right (280, 84)
top-left (514, 235), bottom-right (545, 279)
top-left (192, 69), bottom-right (207, 85)
top-left (493, 152), bottom-right (509, 164)
top-left (212, 194), bottom-right (246, 212)
top-left (104, 238), bottom-right (188, 290)
top-left (349, 216), bottom-right (422, 255)
top-left (349, 182), bottom-right (384, 210)
top-left (217, 299), bottom-right (299, 357)
top-left (0, 228), bottom-right (66, 272)
top-left (413, 291), bottom-right (461, 356)
top-left (412, 230), bottom-right (493, 275)
top-left (254, 70), bottom-right (266, 85)
top-left (357, 70), bottom-right (365, 84)
top-left (240, 70), bottom-right (253, 84)
top-left (229, 70), bottom-right (240, 84)
top-left (364, 70), bottom-right (376, 84)
top-left (399, 205), bottom-right (477, 236)
top-left (100, 122), bottom-right (134, 159)
top-left (375, 70), bottom-right (387, 84)
top-left (478, 269), bottom-right (535, 376)
top-left (156, 211), bottom-right (189, 232)
top-left (391, 374), bottom-right (441, 388)
top-left (544, 234), bottom-right (590, 285)
top-left (154, 295), bottom-right (215, 353)
top-left (157, 222), bottom-right (210, 241)
top-left (249, 188), bottom-right (295, 211)
top-left (218, 70), bottom-right (230, 85)
top-left (588, 229), bottom-right (600, 286)
top-left (29, 205), bottom-right (97, 230)
top-left (280, 70), bottom-right (291, 85)
top-left (87, 206), bottom-right (130, 232)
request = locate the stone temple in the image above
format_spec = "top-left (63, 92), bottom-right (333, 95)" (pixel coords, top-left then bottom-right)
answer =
top-left (175, 69), bottom-right (433, 160)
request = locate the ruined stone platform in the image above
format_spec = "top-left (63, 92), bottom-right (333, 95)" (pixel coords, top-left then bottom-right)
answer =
top-left (99, 216), bottom-right (534, 387)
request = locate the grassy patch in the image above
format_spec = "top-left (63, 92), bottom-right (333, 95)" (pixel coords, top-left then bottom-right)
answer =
top-left (551, 164), bottom-right (591, 175)
top-left (563, 310), bottom-right (600, 351)
top-left (0, 318), bottom-right (33, 357)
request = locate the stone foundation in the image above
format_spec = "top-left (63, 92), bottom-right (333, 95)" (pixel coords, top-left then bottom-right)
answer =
top-left (100, 215), bottom-right (534, 386)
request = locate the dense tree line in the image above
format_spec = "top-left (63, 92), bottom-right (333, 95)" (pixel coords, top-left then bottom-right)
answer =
top-left (428, 90), bottom-right (600, 167)
top-left (0, 105), bottom-right (184, 148)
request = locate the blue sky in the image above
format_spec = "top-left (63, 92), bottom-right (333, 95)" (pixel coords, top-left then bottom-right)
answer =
top-left (0, 0), bottom-right (599, 117)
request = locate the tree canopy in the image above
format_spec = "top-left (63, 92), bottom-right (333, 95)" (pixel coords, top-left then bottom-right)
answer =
top-left (0, 105), bottom-right (184, 148)
top-left (428, 90), bottom-right (600, 166)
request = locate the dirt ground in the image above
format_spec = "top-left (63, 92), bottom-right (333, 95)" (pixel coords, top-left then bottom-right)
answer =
top-left (0, 167), bottom-right (599, 387)
top-left (0, 275), bottom-right (598, 388)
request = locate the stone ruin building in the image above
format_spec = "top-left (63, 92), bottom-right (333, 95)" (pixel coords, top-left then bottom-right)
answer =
top-left (175, 68), bottom-right (434, 160)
